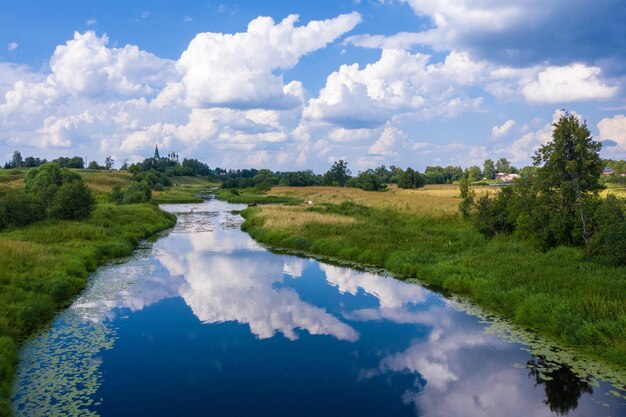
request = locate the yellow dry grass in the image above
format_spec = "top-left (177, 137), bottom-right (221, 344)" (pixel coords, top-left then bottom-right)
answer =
top-left (257, 205), bottom-right (357, 230)
top-left (269, 184), bottom-right (494, 217)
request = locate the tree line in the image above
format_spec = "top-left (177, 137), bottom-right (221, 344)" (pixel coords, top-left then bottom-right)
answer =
top-left (220, 162), bottom-right (428, 192)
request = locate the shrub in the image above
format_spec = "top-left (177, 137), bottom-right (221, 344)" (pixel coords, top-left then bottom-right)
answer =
top-left (122, 181), bottom-right (152, 204)
top-left (109, 183), bottom-right (124, 204)
top-left (0, 187), bottom-right (44, 230)
top-left (589, 194), bottom-right (626, 265)
top-left (49, 180), bottom-right (95, 220)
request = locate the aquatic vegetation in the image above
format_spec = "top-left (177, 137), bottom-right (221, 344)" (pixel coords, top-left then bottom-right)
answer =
top-left (0, 204), bottom-right (176, 416)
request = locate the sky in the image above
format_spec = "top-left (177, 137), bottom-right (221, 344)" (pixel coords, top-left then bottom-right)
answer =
top-left (1, 0), bottom-right (625, 172)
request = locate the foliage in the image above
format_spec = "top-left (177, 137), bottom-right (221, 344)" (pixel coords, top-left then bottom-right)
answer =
top-left (463, 113), bottom-right (625, 265)
top-left (346, 170), bottom-right (386, 191)
top-left (49, 181), bottom-right (96, 220)
top-left (496, 157), bottom-right (512, 173)
top-left (109, 183), bottom-right (124, 204)
top-left (134, 169), bottom-right (172, 188)
top-left (104, 156), bottom-right (115, 170)
top-left (423, 165), bottom-right (463, 184)
top-left (322, 160), bottom-right (351, 186)
top-left (1, 163), bottom-right (97, 228)
top-left (0, 188), bottom-right (43, 229)
top-left (458, 178), bottom-right (475, 219)
top-left (483, 159), bottom-right (496, 180)
top-left (466, 165), bottom-right (483, 181)
top-left (589, 194), bottom-right (626, 265)
top-left (52, 156), bottom-right (84, 169)
top-left (87, 160), bottom-right (105, 170)
top-left (122, 181), bottom-right (152, 204)
top-left (398, 167), bottom-right (426, 189)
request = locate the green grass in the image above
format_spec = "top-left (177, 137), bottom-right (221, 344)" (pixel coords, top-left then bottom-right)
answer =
top-left (0, 203), bottom-right (176, 416)
top-left (152, 177), bottom-right (217, 204)
top-left (214, 188), bottom-right (302, 205)
top-left (241, 201), bottom-right (626, 370)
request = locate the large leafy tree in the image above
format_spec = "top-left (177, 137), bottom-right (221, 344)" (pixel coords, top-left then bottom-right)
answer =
top-left (496, 157), bottom-right (511, 173)
top-left (323, 160), bottom-right (351, 186)
top-left (532, 113), bottom-right (603, 246)
top-left (398, 167), bottom-right (425, 189)
top-left (483, 159), bottom-right (496, 179)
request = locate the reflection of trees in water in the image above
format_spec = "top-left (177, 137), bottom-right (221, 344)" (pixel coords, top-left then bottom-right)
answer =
top-left (527, 357), bottom-right (593, 415)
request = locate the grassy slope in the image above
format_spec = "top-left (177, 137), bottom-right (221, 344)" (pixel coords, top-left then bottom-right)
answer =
top-left (241, 185), bottom-right (626, 370)
top-left (0, 170), bottom-right (178, 416)
top-left (214, 187), bottom-right (302, 205)
top-left (152, 176), bottom-right (217, 204)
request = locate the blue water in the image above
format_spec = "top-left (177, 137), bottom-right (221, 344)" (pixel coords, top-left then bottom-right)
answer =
top-left (12, 198), bottom-right (626, 417)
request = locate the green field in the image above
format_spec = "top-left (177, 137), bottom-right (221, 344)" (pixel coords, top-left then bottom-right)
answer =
top-left (214, 187), bottom-right (302, 205)
top-left (152, 176), bottom-right (217, 204)
top-left (241, 186), bottom-right (626, 372)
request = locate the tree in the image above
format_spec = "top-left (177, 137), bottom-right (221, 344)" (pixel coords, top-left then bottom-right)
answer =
top-left (346, 170), bottom-right (385, 191)
top-left (88, 160), bottom-right (103, 170)
top-left (398, 168), bottom-right (425, 189)
top-left (105, 156), bottom-right (115, 170)
top-left (323, 160), bottom-right (351, 186)
top-left (467, 165), bottom-right (482, 181)
top-left (120, 159), bottom-right (129, 170)
top-left (458, 178), bottom-right (475, 219)
top-left (483, 159), bottom-right (496, 180)
top-left (49, 180), bottom-right (95, 220)
top-left (11, 151), bottom-right (23, 168)
top-left (533, 113), bottom-right (603, 246)
top-left (496, 157), bottom-right (511, 173)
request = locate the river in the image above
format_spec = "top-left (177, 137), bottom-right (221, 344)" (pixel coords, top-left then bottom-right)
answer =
top-left (12, 198), bottom-right (626, 417)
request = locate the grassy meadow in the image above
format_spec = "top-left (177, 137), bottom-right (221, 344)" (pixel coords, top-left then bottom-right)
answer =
top-left (214, 187), bottom-right (302, 205)
top-left (0, 170), bottom-right (180, 416)
top-left (152, 176), bottom-right (218, 204)
top-left (241, 185), bottom-right (626, 370)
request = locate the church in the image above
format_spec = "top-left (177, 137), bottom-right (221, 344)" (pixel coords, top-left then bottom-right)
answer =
top-left (153, 145), bottom-right (179, 163)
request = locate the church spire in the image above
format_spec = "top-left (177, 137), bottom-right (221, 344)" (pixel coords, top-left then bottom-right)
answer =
top-left (154, 145), bottom-right (160, 159)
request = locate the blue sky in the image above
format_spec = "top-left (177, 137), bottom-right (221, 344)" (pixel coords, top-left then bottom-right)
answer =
top-left (1, 0), bottom-right (625, 172)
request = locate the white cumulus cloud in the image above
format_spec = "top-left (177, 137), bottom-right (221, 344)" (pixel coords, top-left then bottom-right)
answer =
top-left (521, 64), bottom-right (618, 103)
top-left (598, 114), bottom-right (626, 154)
top-left (158, 13), bottom-right (361, 109)
top-left (491, 119), bottom-right (515, 138)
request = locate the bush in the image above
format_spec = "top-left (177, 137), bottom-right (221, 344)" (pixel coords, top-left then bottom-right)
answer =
top-left (49, 180), bottom-right (95, 220)
top-left (153, 183), bottom-right (165, 191)
top-left (589, 195), bottom-right (626, 265)
top-left (122, 181), bottom-right (152, 204)
top-left (109, 183), bottom-right (124, 204)
top-left (0, 187), bottom-right (43, 230)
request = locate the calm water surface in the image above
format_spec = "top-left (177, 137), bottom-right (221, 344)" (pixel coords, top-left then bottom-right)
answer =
top-left (12, 198), bottom-right (626, 417)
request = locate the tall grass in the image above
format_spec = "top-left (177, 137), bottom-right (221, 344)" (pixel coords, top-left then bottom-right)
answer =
top-left (242, 199), bottom-right (626, 369)
top-left (0, 204), bottom-right (176, 416)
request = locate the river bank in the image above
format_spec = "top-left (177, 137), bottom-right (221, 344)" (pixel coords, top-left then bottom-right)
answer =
top-left (235, 186), bottom-right (626, 372)
top-left (0, 203), bottom-right (176, 416)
